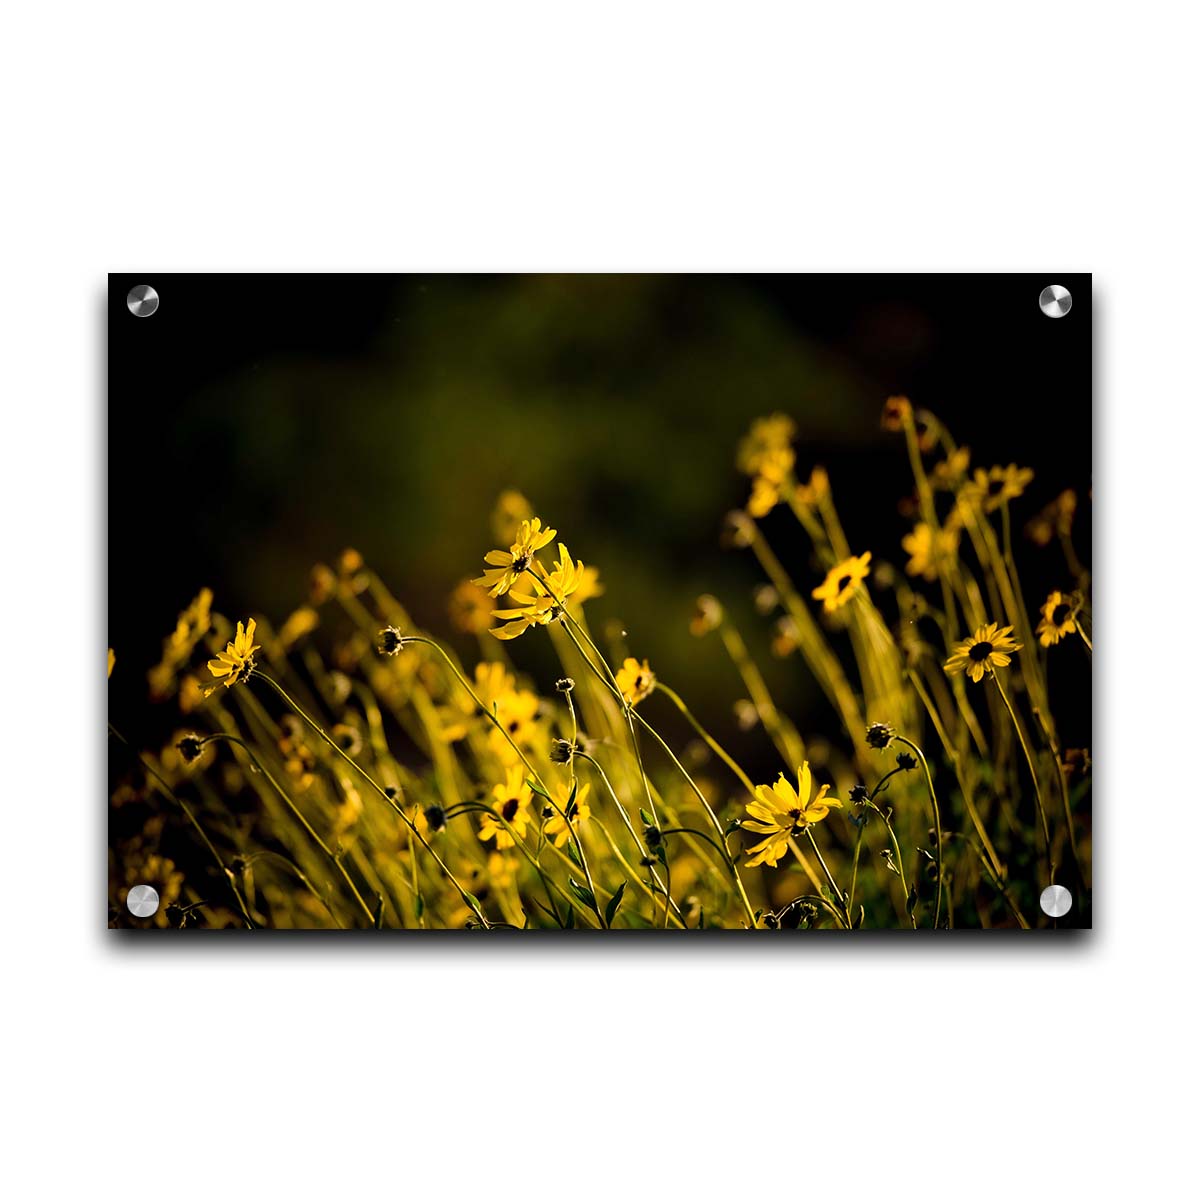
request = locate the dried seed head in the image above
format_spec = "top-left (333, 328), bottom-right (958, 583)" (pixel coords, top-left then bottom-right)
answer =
top-left (849, 783), bottom-right (870, 806)
top-left (555, 677), bottom-right (575, 693)
top-left (177, 734), bottom-right (204, 764)
top-left (896, 751), bottom-right (917, 771)
top-left (866, 722), bottom-right (896, 750)
top-left (423, 804), bottom-right (447, 833)
top-left (377, 625), bottom-right (406, 656)
top-left (549, 738), bottom-right (576, 765)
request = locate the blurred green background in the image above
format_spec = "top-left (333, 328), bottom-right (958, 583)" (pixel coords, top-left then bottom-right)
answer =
top-left (109, 273), bottom-right (1091, 763)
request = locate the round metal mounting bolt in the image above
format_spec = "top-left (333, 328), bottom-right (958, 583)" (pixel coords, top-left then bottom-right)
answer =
top-left (127, 284), bottom-right (159, 317)
top-left (1039, 284), bottom-right (1072, 318)
top-left (127, 883), bottom-right (161, 918)
top-left (1039, 883), bottom-right (1072, 919)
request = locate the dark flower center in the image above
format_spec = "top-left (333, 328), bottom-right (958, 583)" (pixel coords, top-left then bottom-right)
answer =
top-left (968, 640), bottom-right (994, 662)
top-left (501, 798), bottom-right (520, 821)
top-left (837, 573), bottom-right (854, 592)
top-left (1052, 603), bottom-right (1071, 626)
top-left (512, 552), bottom-right (531, 572)
top-left (788, 807), bottom-right (803, 821)
top-left (987, 478), bottom-right (1005, 496)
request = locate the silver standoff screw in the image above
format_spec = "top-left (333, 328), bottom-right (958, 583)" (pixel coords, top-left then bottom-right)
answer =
top-left (127, 284), bottom-right (159, 317)
top-left (126, 883), bottom-right (161, 918)
top-left (1039, 883), bottom-right (1072, 918)
top-left (1039, 284), bottom-right (1072, 318)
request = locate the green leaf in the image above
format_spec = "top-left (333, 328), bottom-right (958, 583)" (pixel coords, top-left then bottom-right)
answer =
top-left (563, 906), bottom-right (576, 929)
top-left (639, 808), bottom-right (653, 826)
top-left (567, 877), bottom-right (598, 912)
top-left (373, 895), bottom-right (385, 930)
top-left (566, 838), bottom-right (582, 867)
top-left (604, 881), bottom-right (627, 927)
top-left (526, 777), bottom-right (551, 801)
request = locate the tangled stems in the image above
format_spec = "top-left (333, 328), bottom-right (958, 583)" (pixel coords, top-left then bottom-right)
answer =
top-left (396, 635), bottom-right (613, 924)
top-left (518, 569), bottom-right (756, 925)
top-left (893, 734), bottom-right (944, 929)
top-left (109, 723), bottom-right (256, 929)
top-left (199, 732), bottom-right (375, 926)
top-left (577, 751), bottom-right (682, 925)
top-left (254, 671), bottom-right (491, 928)
top-left (656, 681), bottom-right (822, 893)
top-left (629, 713), bottom-right (757, 925)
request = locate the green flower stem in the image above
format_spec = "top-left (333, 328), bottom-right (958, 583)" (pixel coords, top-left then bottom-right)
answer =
top-left (255, 671), bottom-right (490, 928)
top-left (199, 732), bottom-right (375, 926)
top-left (243, 850), bottom-right (342, 928)
top-left (655, 680), bottom-right (822, 894)
top-left (804, 827), bottom-right (851, 928)
top-left (863, 799), bottom-right (916, 929)
top-left (894, 734), bottom-right (944, 930)
top-left (989, 668), bottom-right (1053, 876)
top-left (578, 751), bottom-right (683, 926)
top-left (907, 668), bottom-right (1003, 878)
top-left (630, 713), bottom-right (758, 927)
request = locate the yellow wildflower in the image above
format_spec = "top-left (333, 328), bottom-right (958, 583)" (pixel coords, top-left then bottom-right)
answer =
top-left (1037, 591), bottom-right (1080, 647)
top-left (615, 657), bottom-right (656, 707)
top-left (488, 688), bottom-right (542, 764)
top-left (966, 464), bottom-right (1034, 512)
top-left (812, 552), bottom-right (872, 612)
top-left (107, 648), bottom-right (115, 678)
top-left (901, 523), bottom-right (960, 581)
top-left (944, 622), bottom-right (1022, 683)
top-left (737, 413), bottom-right (796, 477)
top-left (544, 781), bottom-right (591, 848)
top-left (480, 765), bottom-right (532, 849)
top-left (742, 762), bottom-right (842, 868)
top-left (204, 618), bottom-right (260, 695)
top-left (475, 517), bottom-right (557, 597)
top-left (487, 851), bottom-right (519, 889)
top-left (489, 543), bottom-right (586, 641)
top-left (931, 446), bottom-right (971, 490)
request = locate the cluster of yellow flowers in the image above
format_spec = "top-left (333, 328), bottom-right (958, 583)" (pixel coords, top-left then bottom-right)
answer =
top-left (109, 395), bottom-right (1089, 931)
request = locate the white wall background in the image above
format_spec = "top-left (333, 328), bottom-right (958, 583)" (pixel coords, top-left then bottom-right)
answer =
top-left (2, 4), bottom-right (1194, 1196)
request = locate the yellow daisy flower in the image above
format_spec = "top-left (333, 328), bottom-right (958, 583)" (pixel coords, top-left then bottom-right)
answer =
top-left (745, 445), bottom-right (795, 518)
top-left (615, 657), bottom-right (656, 707)
top-left (1037, 590), bottom-right (1080, 646)
top-left (792, 465), bottom-right (830, 507)
top-left (489, 543), bottom-right (588, 641)
top-left (742, 762), bottom-right (842, 868)
top-left (204, 618), bottom-right (261, 695)
top-left (967, 464), bottom-right (1034, 512)
top-left (488, 687), bottom-right (542, 764)
top-left (737, 413), bottom-right (796, 477)
top-left (544, 781), bottom-right (591, 848)
top-left (447, 578), bottom-right (493, 634)
top-left (474, 517), bottom-right (557, 597)
top-left (480, 766), bottom-right (532, 849)
top-left (487, 850), bottom-right (519, 890)
top-left (901, 523), bottom-right (959, 581)
top-left (943, 621), bottom-right (1022, 683)
top-left (931, 446), bottom-right (971, 490)
top-left (812, 551), bottom-right (872, 612)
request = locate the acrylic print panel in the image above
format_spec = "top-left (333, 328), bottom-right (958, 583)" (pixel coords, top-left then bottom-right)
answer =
top-left (107, 274), bottom-right (1092, 932)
